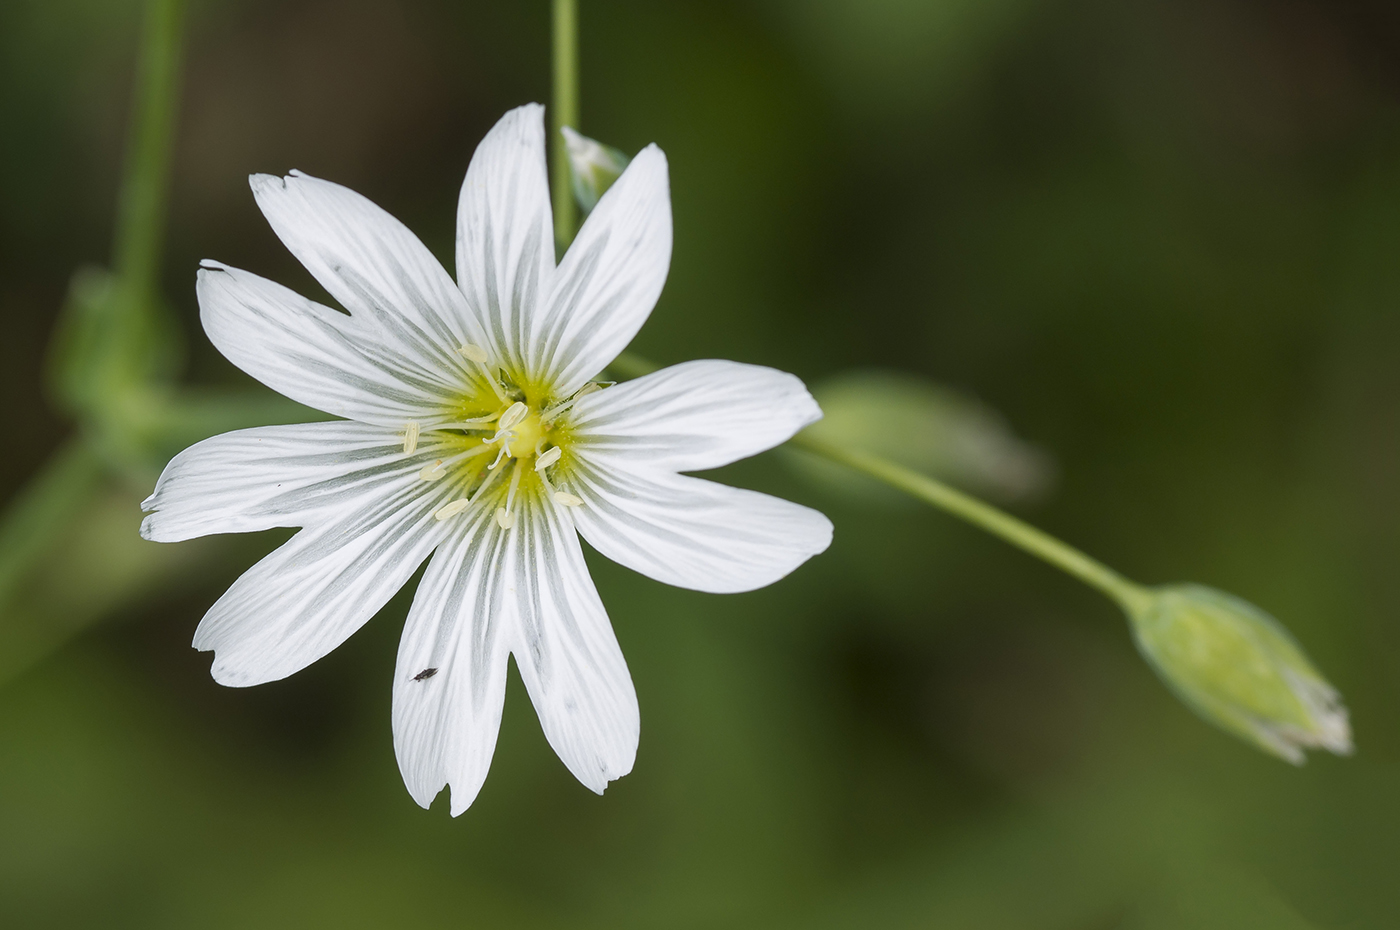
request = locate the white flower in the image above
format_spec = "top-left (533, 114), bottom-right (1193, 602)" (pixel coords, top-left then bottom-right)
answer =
top-left (140, 105), bottom-right (833, 815)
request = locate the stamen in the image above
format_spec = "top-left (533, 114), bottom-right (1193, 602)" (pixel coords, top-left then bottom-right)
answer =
top-left (498, 402), bottom-right (529, 431)
top-left (456, 343), bottom-right (510, 403)
top-left (488, 435), bottom-right (512, 470)
top-left (403, 421), bottom-right (420, 455)
top-left (541, 382), bottom-right (608, 425)
top-left (434, 498), bottom-right (470, 521)
top-left (442, 412), bottom-right (501, 430)
top-left (495, 507), bottom-right (516, 529)
top-left (418, 444), bottom-right (492, 481)
top-left (458, 343), bottom-right (488, 363)
top-left (536, 465), bottom-right (558, 497)
top-left (468, 459), bottom-right (507, 503)
top-left (504, 459), bottom-right (524, 510)
top-left (553, 492), bottom-right (584, 507)
top-left (535, 446), bottom-right (562, 470)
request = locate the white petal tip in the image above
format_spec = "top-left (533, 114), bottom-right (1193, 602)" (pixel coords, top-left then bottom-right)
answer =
top-left (207, 663), bottom-right (261, 689)
top-left (448, 784), bottom-right (486, 817)
top-left (247, 173), bottom-right (285, 193)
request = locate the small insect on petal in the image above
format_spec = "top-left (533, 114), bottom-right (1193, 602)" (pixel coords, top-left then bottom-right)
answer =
top-left (495, 507), bottom-right (516, 529)
top-left (435, 499), bottom-right (470, 521)
top-left (553, 492), bottom-right (584, 507)
top-left (413, 667), bottom-right (438, 681)
top-left (403, 421), bottom-right (420, 455)
top-left (458, 343), bottom-right (489, 363)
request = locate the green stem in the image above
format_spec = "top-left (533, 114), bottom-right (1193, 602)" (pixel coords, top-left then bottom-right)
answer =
top-left (112, 0), bottom-right (186, 303)
top-left (790, 432), bottom-right (1150, 613)
top-left (552, 0), bottom-right (580, 253)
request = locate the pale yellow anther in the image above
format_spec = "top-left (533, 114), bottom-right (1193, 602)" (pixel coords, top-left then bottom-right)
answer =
top-left (495, 506), bottom-right (516, 529)
top-left (553, 492), bottom-right (584, 507)
top-left (498, 402), bottom-right (528, 431)
top-left (419, 459), bottom-right (447, 481)
top-left (403, 421), bottom-right (420, 455)
top-left (434, 499), bottom-right (470, 521)
top-left (458, 343), bottom-right (489, 363)
top-left (575, 382), bottom-right (603, 399)
top-left (535, 446), bottom-right (562, 470)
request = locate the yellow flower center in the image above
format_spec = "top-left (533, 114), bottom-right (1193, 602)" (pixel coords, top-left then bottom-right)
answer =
top-left (506, 409), bottom-right (545, 460)
top-left (398, 348), bottom-right (597, 527)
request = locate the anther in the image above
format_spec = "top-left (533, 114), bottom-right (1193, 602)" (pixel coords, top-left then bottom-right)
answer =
top-left (403, 421), bottom-right (420, 455)
top-left (553, 492), bottom-right (584, 507)
top-left (535, 446), bottom-right (562, 470)
top-left (434, 499), bottom-right (470, 521)
top-left (495, 507), bottom-right (516, 529)
top-left (458, 343), bottom-right (489, 363)
top-left (419, 459), bottom-right (447, 481)
top-left (498, 402), bottom-right (528, 431)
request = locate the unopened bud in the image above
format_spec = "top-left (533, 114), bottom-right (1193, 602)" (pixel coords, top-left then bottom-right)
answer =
top-left (794, 370), bottom-right (1053, 505)
top-left (561, 126), bottom-right (630, 214)
top-left (1128, 584), bottom-right (1351, 764)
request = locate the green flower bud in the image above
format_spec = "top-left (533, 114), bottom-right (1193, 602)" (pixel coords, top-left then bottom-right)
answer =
top-left (794, 369), bottom-right (1053, 505)
top-left (1127, 584), bottom-right (1351, 763)
top-left (561, 126), bottom-right (630, 214)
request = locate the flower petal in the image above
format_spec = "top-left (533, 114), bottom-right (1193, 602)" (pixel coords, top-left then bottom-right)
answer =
top-left (141, 421), bottom-right (448, 542)
top-left (535, 144), bottom-right (672, 394)
top-left (393, 493), bottom-right (638, 814)
top-left (198, 262), bottom-right (465, 425)
top-left (192, 452), bottom-right (457, 687)
top-left (454, 104), bottom-right (555, 376)
top-left (393, 506), bottom-right (513, 815)
top-left (569, 359), bottom-right (822, 473)
top-left (566, 464), bottom-right (833, 594)
top-left (250, 170), bottom-right (486, 373)
top-left (511, 493), bottom-right (638, 794)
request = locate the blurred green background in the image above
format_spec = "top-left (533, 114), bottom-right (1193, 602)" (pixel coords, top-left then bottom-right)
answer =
top-left (3, 0), bottom-right (1399, 926)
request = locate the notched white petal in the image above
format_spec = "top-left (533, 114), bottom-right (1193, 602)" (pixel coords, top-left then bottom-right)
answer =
top-left (250, 170), bottom-right (488, 370)
top-left (197, 262), bottom-right (461, 425)
top-left (535, 144), bottom-right (673, 394)
top-left (455, 104), bottom-right (555, 376)
top-left (141, 422), bottom-right (431, 543)
top-left (393, 509), bottom-right (512, 815)
top-left (569, 464), bottom-right (833, 594)
top-left (570, 358), bottom-right (822, 472)
top-left (510, 496), bottom-right (638, 793)
top-left (194, 464), bottom-right (457, 687)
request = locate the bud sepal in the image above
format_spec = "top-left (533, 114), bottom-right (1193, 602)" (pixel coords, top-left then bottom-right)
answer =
top-left (1127, 584), bottom-right (1352, 764)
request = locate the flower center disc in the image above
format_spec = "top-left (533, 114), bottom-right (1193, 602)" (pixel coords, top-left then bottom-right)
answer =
top-left (509, 410), bottom-right (545, 459)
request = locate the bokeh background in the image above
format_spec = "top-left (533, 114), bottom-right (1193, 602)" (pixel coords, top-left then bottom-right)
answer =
top-left (3, 0), bottom-right (1400, 926)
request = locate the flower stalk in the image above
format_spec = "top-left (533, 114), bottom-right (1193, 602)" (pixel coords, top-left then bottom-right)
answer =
top-left (789, 431), bottom-right (1152, 614)
top-left (552, 0), bottom-right (580, 252)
